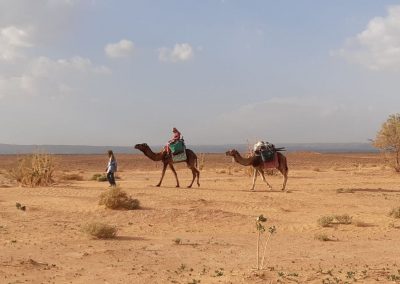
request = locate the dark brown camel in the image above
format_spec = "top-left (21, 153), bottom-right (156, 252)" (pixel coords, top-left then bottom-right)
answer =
top-left (134, 143), bottom-right (200, 188)
top-left (225, 149), bottom-right (288, 191)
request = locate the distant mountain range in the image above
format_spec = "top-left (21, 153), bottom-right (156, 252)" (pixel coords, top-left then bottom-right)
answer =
top-left (0, 143), bottom-right (377, 154)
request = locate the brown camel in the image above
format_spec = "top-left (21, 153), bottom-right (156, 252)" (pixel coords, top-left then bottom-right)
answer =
top-left (134, 143), bottom-right (200, 188)
top-left (225, 149), bottom-right (288, 191)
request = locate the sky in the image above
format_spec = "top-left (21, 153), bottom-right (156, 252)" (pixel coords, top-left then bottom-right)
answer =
top-left (1, 0), bottom-right (400, 146)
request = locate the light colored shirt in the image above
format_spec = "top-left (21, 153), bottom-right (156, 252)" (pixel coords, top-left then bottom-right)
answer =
top-left (107, 158), bottom-right (117, 173)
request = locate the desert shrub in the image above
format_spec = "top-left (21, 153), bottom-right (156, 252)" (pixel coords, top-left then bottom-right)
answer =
top-left (199, 153), bottom-right (205, 171)
top-left (9, 153), bottom-right (55, 187)
top-left (61, 173), bottom-right (83, 181)
top-left (83, 222), bottom-right (117, 239)
top-left (91, 173), bottom-right (107, 182)
top-left (389, 207), bottom-right (400, 218)
top-left (318, 216), bottom-right (334, 227)
top-left (334, 214), bottom-right (352, 224)
top-left (99, 187), bottom-right (140, 210)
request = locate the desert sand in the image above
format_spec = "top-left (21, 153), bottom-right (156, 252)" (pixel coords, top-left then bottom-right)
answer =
top-left (0, 152), bottom-right (400, 283)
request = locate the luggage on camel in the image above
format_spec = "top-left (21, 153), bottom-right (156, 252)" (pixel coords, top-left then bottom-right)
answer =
top-left (253, 141), bottom-right (285, 169)
top-left (169, 139), bottom-right (187, 163)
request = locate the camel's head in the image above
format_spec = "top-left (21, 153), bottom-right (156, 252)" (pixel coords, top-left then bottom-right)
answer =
top-left (225, 149), bottom-right (239, 156)
top-left (134, 143), bottom-right (148, 152)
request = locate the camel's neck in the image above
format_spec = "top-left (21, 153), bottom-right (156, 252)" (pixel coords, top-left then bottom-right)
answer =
top-left (142, 147), bottom-right (164, 161)
top-left (232, 152), bottom-right (254, 166)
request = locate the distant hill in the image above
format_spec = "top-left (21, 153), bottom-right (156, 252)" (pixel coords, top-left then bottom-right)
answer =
top-left (0, 143), bottom-right (377, 154)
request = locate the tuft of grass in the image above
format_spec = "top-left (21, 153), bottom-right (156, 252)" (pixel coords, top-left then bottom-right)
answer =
top-left (389, 207), bottom-right (400, 218)
top-left (318, 216), bottom-right (334, 227)
top-left (9, 153), bottom-right (55, 187)
top-left (83, 222), bottom-right (117, 239)
top-left (61, 173), bottom-right (83, 181)
top-left (334, 214), bottom-right (352, 224)
top-left (99, 187), bottom-right (140, 210)
top-left (314, 233), bottom-right (331, 241)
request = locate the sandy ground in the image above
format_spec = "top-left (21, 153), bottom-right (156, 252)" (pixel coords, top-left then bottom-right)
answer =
top-left (0, 152), bottom-right (400, 283)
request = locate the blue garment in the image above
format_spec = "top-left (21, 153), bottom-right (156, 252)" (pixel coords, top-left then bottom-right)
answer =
top-left (107, 158), bottom-right (117, 173)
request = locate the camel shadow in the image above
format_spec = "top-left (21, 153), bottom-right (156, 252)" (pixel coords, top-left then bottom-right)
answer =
top-left (115, 236), bottom-right (147, 241)
top-left (347, 188), bottom-right (400, 193)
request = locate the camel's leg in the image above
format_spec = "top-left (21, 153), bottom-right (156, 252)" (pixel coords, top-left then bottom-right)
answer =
top-left (169, 164), bottom-right (180, 188)
top-left (251, 168), bottom-right (258, 190)
top-left (196, 168), bottom-right (200, 187)
top-left (187, 167), bottom-right (198, 188)
top-left (280, 169), bottom-right (288, 191)
top-left (156, 163), bottom-right (168, 187)
top-left (260, 170), bottom-right (273, 190)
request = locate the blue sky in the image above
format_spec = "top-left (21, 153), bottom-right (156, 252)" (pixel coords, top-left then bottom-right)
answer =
top-left (0, 0), bottom-right (399, 146)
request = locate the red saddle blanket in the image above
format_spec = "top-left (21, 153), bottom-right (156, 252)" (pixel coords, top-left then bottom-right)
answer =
top-left (263, 152), bottom-right (279, 169)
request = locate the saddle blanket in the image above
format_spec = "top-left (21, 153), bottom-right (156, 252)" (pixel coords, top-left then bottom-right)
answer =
top-left (172, 151), bottom-right (187, 163)
top-left (263, 152), bottom-right (279, 169)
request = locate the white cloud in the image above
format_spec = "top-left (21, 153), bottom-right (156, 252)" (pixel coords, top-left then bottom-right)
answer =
top-left (0, 26), bottom-right (32, 61)
top-left (158, 43), bottom-right (194, 62)
top-left (0, 56), bottom-right (110, 99)
top-left (105, 39), bottom-right (134, 58)
top-left (338, 5), bottom-right (400, 71)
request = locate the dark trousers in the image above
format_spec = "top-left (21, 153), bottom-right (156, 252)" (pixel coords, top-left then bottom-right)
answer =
top-left (107, 172), bottom-right (116, 186)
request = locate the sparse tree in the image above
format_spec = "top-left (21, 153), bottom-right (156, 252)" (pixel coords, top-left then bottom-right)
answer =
top-left (373, 113), bottom-right (400, 171)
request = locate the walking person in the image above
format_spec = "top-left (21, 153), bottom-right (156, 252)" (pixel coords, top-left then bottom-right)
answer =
top-left (106, 150), bottom-right (117, 187)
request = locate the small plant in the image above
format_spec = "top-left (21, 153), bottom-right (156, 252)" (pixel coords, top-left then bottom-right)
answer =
top-left (15, 202), bottom-right (26, 211)
top-left (318, 216), bottom-right (334, 227)
top-left (314, 233), bottom-right (331, 242)
top-left (99, 187), bottom-right (140, 210)
top-left (346, 271), bottom-right (356, 279)
top-left (83, 222), bottom-right (117, 239)
top-left (173, 238), bottom-right (182, 245)
top-left (214, 268), bottom-right (224, 277)
top-left (389, 207), bottom-right (400, 218)
top-left (255, 215), bottom-right (277, 270)
top-left (199, 153), bottom-right (205, 171)
top-left (9, 153), bottom-right (55, 187)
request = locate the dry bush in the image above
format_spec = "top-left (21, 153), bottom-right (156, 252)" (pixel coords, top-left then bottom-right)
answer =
top-left (83, 222), bottom-right (117, 239)
top-left (389, 207), bottom-right (400, 219)
top-left (318, 216), bottom-right (334, 227)
top-left (91, 173), bottom-right (107, 182)
top-left (334, 214), bottom-right (352, 224)
top-left (9, 153), bottom-right (55, 187)
top-left (99, 187), bottom-right (140, 210)
top-left (198, 153), bottom-right (206, 171)
top-left (61, 173), bottom-right (83, 181)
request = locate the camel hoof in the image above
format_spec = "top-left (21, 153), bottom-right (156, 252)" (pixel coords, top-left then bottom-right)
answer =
top-left (187, 186), bottom-right (192, 188)
top-left (176, 185), bottom-right (180, 188)
top-left (197, 183), bottom-right (200, 187)
top-left (156, 184), bottom-right (161, 187)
